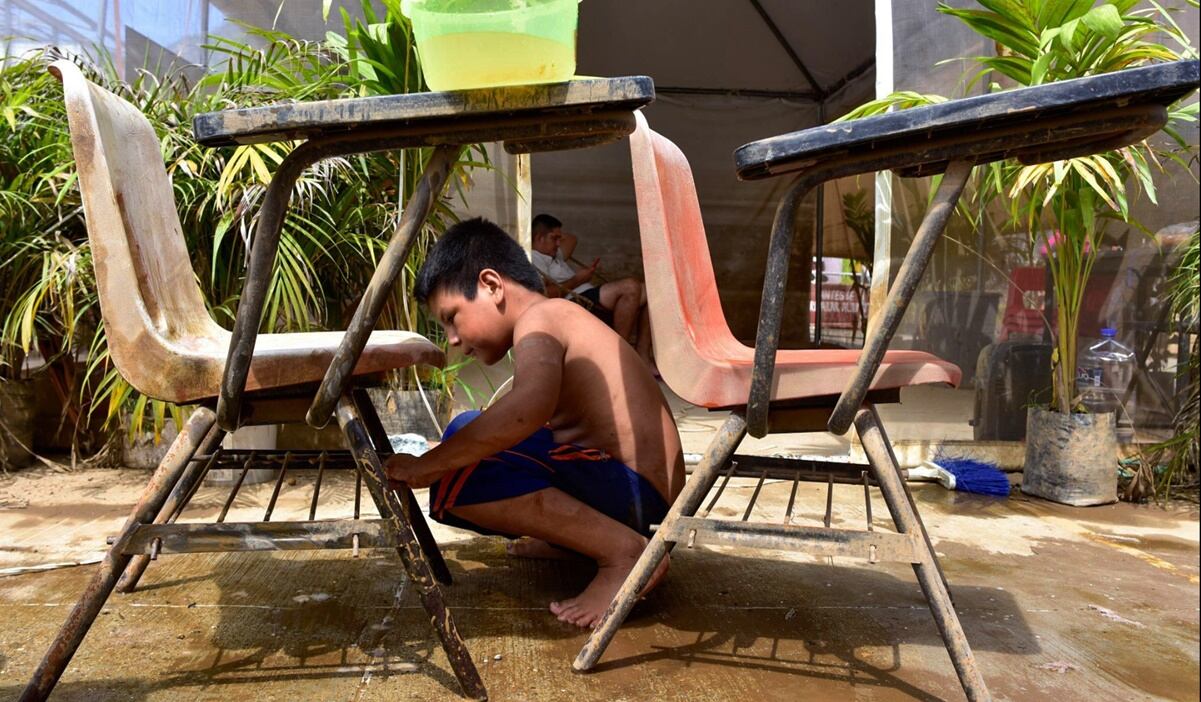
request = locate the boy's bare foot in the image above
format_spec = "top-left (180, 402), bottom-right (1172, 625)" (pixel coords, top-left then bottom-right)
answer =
top-left (506, 537), bottom-right (577, 560)
top-left (548, 538), bottom-right (670, 628)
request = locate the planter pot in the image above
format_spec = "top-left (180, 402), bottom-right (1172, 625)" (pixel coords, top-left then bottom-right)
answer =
top-left (273, 389), bottom-right (451, 451)
top-left (277, 422), bottom-right (347, 452)
top-left (0, 379), bottom-right (36, 470)
top-left (1022, 407), bottom-right (1118, 506)
top-left (32, 364), bottom-right (108, 454)
top-left (120, 419), bottom-right (279, 488)
top-left (206, 424), bottom-right (280, 486)
top-left (372, 388), bottom-right (452, 442)
top-left (121, 418), bottom-right (181, 470)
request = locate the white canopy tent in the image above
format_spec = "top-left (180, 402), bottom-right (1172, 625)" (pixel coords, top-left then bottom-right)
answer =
top-left (525, 0), bottom-right (879, 343)
top-left (12, 0), bottom-right (1193, 350)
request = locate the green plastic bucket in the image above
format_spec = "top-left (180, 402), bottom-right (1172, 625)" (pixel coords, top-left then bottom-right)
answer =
top-left (401, 0), bottom-right (580, 91)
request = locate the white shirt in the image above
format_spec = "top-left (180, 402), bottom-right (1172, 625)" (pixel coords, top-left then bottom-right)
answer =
top-left (530, 249), bottom-right (595, 294)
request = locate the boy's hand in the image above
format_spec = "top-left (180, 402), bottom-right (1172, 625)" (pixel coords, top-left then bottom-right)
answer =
top-left (384, 453), bottom-right (438, 489)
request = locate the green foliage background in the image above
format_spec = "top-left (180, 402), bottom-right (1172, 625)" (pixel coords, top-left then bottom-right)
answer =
top-left (0, 1), bottom-right (486, 449)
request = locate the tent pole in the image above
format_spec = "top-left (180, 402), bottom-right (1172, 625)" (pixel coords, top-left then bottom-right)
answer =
top-left (516, 152), bottom-right (532, 255)
top-left (814, 102), bottom-right (826, 347)
top-left (868, 0), bottom-right (895, 339)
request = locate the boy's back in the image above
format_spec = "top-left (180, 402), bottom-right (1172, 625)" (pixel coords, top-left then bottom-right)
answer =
top-left (514, 297), bottom-right (683, 505)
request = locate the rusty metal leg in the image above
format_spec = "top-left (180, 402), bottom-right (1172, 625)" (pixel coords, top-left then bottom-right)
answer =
top-left (334, 395), bottom-right (486, 701)
top-left (699, 460), bottom-right (738, 519)
top-left (217, 450), bottom-right (257, 523)
top-left (352, 387), bottom-right (453, 586)
top-left (827, 160), bottom-right (974, 435)
top-left (217, 141), bottom-right (333, 431)
top-left (854, 407), bottom-right (990, 701)
top-left (574, 411), bottom-right (748, 672)
top-left (868, 404), bottom-right (952, 599)
top-left (308, 145), bottom-right (461, 428)
top-left (116, 421), bottom-right (226, 593)
top-left (307, 452), bottom-right (327, 520)
top-left (262, 452), bottom-right (292, 522)
top-left (747, 175), bottom-right (818, 437)
top-left (21, 407), bottom-right (216, 702)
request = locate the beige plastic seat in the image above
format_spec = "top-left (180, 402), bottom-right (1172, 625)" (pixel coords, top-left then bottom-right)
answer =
top-left (21, 61), bottom-right (487, 702)
top-left (52, 62), bottom-right (442, 404)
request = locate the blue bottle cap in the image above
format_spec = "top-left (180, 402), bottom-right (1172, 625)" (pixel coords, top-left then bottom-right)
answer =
top-left (1101, 327), bottom-right (1116, 337)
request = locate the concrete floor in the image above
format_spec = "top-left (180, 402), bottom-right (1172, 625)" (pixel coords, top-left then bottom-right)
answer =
top-left (1, 466), bottom-right (1197, 701)
top-left (0, 388), bottom-right (1198, 701)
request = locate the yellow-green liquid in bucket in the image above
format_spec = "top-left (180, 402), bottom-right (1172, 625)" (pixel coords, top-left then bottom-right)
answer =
top-left (420, 32), bottom-right (575, 91)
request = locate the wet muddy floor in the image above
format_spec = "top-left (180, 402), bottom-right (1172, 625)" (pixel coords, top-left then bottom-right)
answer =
top-left (1, 465), bottom-right (1197, 701)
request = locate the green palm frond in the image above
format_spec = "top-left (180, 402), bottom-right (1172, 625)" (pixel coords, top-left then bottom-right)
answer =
top-left (857, 0), bottom-right (1201, 415)
top-left (833, 0), bottom-right (1198, 443)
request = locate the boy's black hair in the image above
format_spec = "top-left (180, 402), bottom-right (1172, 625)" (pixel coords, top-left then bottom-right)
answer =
top-left (531, 213), bottom-right (562, 237)
top-left (415, 217), bottom-right (545, 304)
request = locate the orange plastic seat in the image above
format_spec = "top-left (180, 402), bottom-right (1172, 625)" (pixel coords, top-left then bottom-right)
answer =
top-left (574, 115), bottom-right (984, 694)
top-left (629, 111), bottom-right (960, 409)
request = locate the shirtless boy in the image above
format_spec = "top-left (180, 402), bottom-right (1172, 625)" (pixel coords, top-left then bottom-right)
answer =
top-left (384, 217), bottom-right (684, 628)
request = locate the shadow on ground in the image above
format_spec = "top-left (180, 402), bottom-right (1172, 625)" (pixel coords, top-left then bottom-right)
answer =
top-left (34, 533), bottom-right (1037, 699)
top-left (0, 679), bottom-right (158, 702)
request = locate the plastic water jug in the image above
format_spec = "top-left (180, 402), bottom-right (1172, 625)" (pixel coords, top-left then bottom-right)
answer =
top-left (1076, 327), bottom-right (1136, 442)
top-left (401, 0), bottom-right (580, 92)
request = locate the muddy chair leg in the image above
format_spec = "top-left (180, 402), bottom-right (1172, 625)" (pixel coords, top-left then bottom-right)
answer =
top-left (21, 407), bottom-right (217, 702)
top-left (868, 404), bottom-right (953, 600)
top-left (574, 411), bottom-right (748, 672)
top-left (335, 394), bottom-right (487, 701)
top-left (855, 407), bottom-right (990, 702)
top-left (351, 388), bottom-right (453, 586)
top-left (116, 422), bottom-right (227, 593)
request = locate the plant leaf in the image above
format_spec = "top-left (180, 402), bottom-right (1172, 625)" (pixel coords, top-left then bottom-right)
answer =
top-left (1081, 4), bottom-right (1123, 39)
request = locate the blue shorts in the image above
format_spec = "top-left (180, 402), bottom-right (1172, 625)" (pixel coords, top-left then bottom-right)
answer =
top-left (427, 411), bottom-right (669, 538)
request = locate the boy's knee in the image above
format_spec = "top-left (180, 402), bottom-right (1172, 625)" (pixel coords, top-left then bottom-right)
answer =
top-left (442, 410), bottom-right (482, 441)
top-left (612, 278), bottom-right (638, 298)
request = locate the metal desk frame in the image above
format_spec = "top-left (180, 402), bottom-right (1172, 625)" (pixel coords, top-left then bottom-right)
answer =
top-left (746, 58), bottom-right (1197, 701)
top-left (189, 77), bottom-right (655, 701)
top-left (573, 60), bottom-right (1198, 702)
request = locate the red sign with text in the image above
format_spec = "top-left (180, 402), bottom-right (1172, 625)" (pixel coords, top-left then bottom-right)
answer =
top-left (809, 284), bottom-right (866, 329)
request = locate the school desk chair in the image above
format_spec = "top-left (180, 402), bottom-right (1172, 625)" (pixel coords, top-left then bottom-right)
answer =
top-left (21, 60), bottom-right (481, 701)
top-left (575, 59), bottom-right (1199, 702)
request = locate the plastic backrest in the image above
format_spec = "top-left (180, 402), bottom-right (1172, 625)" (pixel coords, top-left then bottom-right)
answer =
top-left (52, 61), bottom-right (223, 400)
top-left (629, 112), bottom-right (747, 367)
top-left (629, 113), bottom-right (960, 409)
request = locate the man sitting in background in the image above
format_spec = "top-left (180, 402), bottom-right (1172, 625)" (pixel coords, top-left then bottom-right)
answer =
top-left (530, 213), bottom-right (653, 369)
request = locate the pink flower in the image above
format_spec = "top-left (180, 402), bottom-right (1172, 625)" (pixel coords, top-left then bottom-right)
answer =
top-left (1038, 230), bottom-right (1091, 257)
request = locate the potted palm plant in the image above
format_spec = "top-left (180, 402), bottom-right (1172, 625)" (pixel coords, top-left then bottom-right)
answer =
top-left (843, 0), bottom-right (1198, 504)
top-left (1, 46), bottom-right (93, 469)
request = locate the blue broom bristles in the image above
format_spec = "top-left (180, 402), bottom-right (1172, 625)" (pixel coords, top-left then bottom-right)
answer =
top-left (934, 454), bottom-right (1011, 497)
